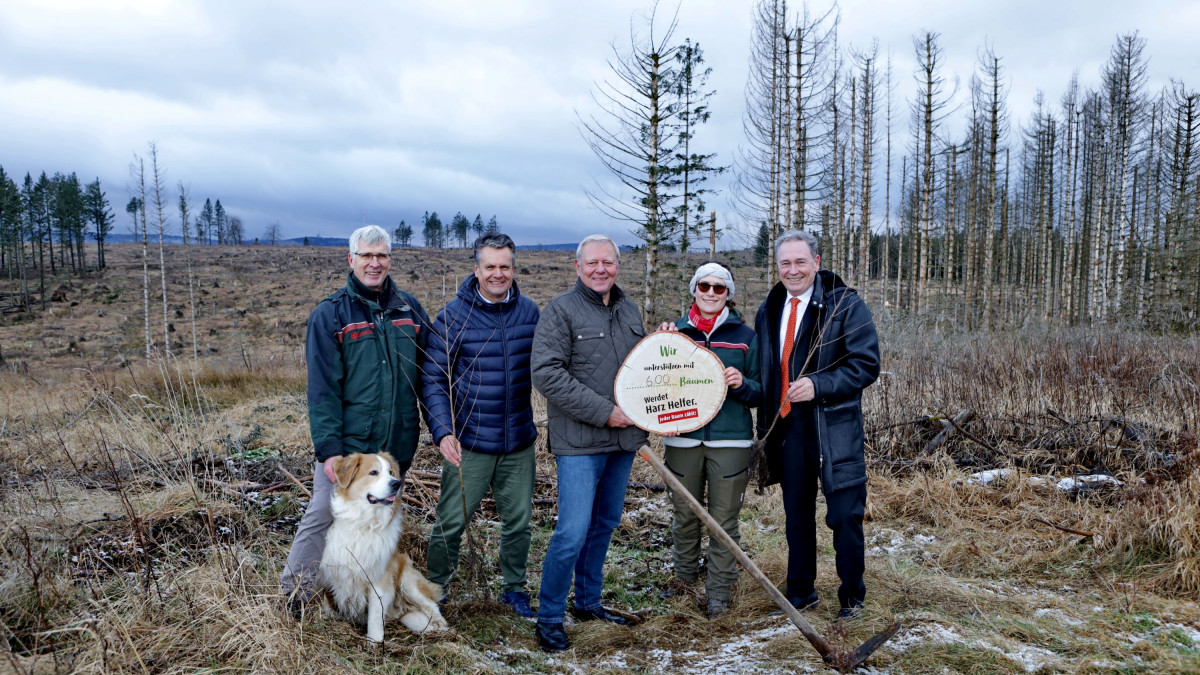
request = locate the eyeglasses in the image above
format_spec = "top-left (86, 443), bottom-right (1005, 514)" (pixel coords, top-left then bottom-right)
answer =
top-left (696, 282), bottom-right (727, 295)
top-left (354, 252), bottom-right (391, 263)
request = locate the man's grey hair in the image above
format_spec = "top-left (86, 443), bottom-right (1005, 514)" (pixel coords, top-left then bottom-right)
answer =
top-left (775, 229), bottom-right (820, 259)
top-left (473, 232), bottom-right (517, 266)
top-left (576, 234), bottom-right (620, 263)
top-left (349, 225), bottom-right (391, 254)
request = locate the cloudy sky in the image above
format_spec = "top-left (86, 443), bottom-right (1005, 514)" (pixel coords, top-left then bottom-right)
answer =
top-left (1, 0), bottom-right (1195, 247)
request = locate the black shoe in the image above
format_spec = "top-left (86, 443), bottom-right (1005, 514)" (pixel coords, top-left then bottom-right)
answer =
top-left (770, 592), bottom-right (819, 616)
top-left (571, 606), bottom-right (629, 626)
top-left (536, 621), bottom-right (570, 652)
top-left (501, 591), bottom-right (537, 618)
top-left (838, 605), bottom-right (863, 620)
top-left (791, 592), bottom-right (820, 611)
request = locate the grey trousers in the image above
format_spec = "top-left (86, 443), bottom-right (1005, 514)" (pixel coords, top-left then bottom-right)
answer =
top-left (279, 461), bottom-right (335, 598)
top-left (663, 443), bottom-right (751, 602)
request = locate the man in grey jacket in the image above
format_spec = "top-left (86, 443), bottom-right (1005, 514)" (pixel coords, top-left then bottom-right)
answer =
top-left (531, 234), bottom-right (648, 652)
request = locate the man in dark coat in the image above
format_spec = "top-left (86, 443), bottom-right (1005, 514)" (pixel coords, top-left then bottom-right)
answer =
top-left (281, 224), bottom-right (432, 609)
top-left (422, 233), bottom-right (540, 617)
top-left (754, 229), bottom-right (880, 618)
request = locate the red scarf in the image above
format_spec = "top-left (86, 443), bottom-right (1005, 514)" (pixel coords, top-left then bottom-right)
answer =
top-left (688, 302), bottom-right (717, 334)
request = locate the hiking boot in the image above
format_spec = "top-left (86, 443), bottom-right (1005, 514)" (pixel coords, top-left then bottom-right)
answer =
top-left (536, 621), bottom-right (570, 652)
top-left (659, 577), bottom-right (698, 600)
top-left (706, 597), bottom-right (728, 619)
top-left (571, 606), bottom-right (629, 626)
top-left (281, 585), bottom-right (315, 620)
top-left (500, 591), bottom-right (537, 618)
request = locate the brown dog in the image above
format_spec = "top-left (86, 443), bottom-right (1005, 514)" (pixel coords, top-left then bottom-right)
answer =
top-left (319, 453), bottom-right (448, 642)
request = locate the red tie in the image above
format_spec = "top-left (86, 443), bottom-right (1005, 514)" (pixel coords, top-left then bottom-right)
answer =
top-left (779, 297), bottom-right (801, 417)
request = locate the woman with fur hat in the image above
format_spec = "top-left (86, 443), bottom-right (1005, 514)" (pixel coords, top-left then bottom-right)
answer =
top-left (656, 262), bottom-right (762, 618)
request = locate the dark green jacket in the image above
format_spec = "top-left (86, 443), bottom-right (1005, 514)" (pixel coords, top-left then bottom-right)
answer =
top-left (306, 273), bottom-right (432, 468)
top-left (672, 308), bottom-right (762, 442)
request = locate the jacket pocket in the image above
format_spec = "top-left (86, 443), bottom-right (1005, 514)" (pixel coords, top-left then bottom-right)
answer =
top-left (565, 417), bottom-right (611, 450)
top-left (824, 400), bottom-right (864, 467)
top-left (570, 330), bottom-right (607, 375)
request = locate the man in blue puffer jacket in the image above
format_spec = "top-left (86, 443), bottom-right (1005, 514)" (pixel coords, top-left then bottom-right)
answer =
top-left (422, 233), bottom-right (540, 617)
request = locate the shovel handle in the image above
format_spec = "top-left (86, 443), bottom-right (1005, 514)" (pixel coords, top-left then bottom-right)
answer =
top-left (636, 445), bottom-right (837, 659)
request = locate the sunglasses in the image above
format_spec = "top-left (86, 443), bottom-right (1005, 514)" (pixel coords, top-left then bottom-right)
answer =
top-left (696, 282), bottom-right (728, 295)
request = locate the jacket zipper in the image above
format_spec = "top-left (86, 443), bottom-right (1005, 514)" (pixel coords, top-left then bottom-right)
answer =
top-left (499, 304), bottom-right (510, 452)
top-left (702, 325), bottom-right (713, 442)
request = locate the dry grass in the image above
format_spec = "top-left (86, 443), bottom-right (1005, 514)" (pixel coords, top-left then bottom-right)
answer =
top-left (2, 244), bottom-right (1198, 673)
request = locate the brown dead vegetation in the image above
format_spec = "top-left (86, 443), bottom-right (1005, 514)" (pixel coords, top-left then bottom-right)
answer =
top-left (1, 244), bottom-right (1198, 673)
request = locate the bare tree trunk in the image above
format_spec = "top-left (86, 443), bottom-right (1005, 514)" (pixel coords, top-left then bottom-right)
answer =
top-left (133, 156), bottom-right (152, 360)
top-left (897, 156), bottom-right (907, 310)
top-left (883, 53), bottom-right (893, 302)
top-left (149, 143), bottom-right (171, 357)
top-left (178, 182), bottom-right (199, 360)
top-left (708, 210), bottom-right (717, 256)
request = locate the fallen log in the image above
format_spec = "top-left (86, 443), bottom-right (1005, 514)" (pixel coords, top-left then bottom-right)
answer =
top-left (922, 410), bottom-right (976, 455)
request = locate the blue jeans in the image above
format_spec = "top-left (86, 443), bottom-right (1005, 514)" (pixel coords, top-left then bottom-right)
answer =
top-left (537, 450), bottom-right (635, 624)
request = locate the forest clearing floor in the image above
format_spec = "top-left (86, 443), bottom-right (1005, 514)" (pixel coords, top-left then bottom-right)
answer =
top-left (2, 245), bottom-right (1199, 673)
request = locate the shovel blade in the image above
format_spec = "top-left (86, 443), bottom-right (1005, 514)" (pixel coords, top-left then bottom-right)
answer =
top-left (831, 622), bottom-right (902, 672)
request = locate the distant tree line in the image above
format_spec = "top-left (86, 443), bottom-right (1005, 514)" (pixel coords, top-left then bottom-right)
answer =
top-left (0, 166), bottom-right (114, 309)
top-left (187, 197), bottom-right (244, 246)
top-left (0, 147), bottom-right (245, 331)
top-left (392, 212), bottom-right (501, 248)
top-left (737, 1), bottom-right (1199, 329)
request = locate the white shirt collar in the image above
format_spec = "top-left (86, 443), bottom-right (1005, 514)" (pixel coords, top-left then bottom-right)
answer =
top-left (477, 288), bottom-right (510, 304)
top-left (790, 285), bottom-right (815, 305)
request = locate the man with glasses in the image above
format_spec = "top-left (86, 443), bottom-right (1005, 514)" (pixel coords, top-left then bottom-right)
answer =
top-left (754, 229), bottom-right (880, 620)
top-left (280, 224), bottom-right (432, 613)
top-left (530, 234), bottom-right (647, 651)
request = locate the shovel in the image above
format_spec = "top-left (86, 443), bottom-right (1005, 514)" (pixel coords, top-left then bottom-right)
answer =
top-left (637, 445), bottom-right (900, 673)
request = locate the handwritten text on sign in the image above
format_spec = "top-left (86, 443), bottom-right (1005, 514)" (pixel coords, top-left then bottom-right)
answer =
top-left (614, 332), bottom-right (727, 434)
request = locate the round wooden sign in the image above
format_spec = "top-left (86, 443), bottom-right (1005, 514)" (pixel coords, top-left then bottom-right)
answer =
top-left (614, 331), bottom-right (728, 434)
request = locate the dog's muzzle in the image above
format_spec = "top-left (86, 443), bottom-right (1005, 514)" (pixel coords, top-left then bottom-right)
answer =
top-left (367, 478), bottom-right (403, 505)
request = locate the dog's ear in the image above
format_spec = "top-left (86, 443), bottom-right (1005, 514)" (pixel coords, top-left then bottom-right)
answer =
top-left (334, 454), bottom-right (362, 489)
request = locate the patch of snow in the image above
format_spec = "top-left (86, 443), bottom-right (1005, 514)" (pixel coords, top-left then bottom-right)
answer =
top-left (1164, 622), bottom-right (1200, 645)
top-left (1114, 632), bottom-right (1144, 645)
top-left (991, 643), bottom-right (1058, 673)
top-left (866, 528), bottom-right (937, 559)
top-left (680, 620), bottom-right (818, 674)
top-left (1056, 474), bottom-right (1122, 492)
top-left (966, 469), bottom-right (1014, 486)
top-left (1033, 608), bottom-right (1083, 626)
top-left (884, 623), bottom-right (966, 653)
